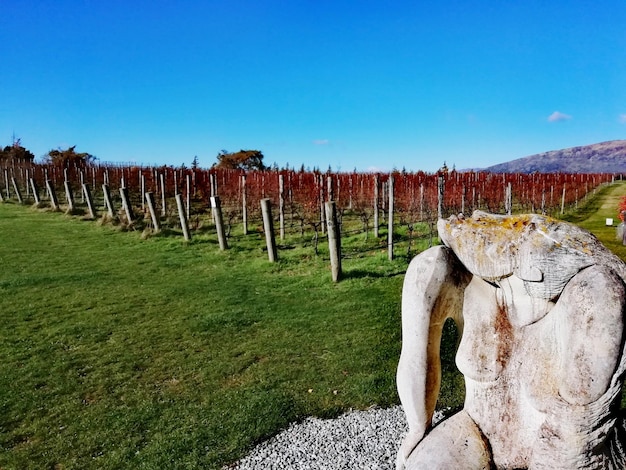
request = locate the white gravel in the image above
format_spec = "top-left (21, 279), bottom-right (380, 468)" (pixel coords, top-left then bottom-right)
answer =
top-left (226, 406), bottom-right (448, 470)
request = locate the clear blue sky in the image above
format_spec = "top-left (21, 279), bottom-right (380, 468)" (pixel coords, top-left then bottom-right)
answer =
top-left (1, 1), bottom-right (625, 172)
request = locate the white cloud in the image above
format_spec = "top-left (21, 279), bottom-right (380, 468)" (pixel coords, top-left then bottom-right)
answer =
top-left (619, 114), bottom-right (626, 124)
top-left (547, 111), bottom-right (572, 122)
top-left (313, 139), bottom-right (329, 145)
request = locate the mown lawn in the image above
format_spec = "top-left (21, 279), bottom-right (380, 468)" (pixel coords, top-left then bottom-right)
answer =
top-left (561, 180), bottom-right (626, 260)
top-left (1, 181), bottom-right (625, 469)
top-left (0, 203), bottom-right (442, 469)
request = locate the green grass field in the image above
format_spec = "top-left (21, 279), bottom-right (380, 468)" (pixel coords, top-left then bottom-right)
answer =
top-left (1, 182), bottom-right (625, 469)
top-left (561, 180), bottom-right (626, 260)
top-left (0, 202), bottom-right (441, 469)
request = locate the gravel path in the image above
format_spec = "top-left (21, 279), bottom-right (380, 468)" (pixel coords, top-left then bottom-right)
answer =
top-left (227, 406), bottom-right (447, 470)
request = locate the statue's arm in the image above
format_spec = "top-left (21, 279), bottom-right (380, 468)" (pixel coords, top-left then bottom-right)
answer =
top-left (558, 265), bottom-right (626, 405)
top-left (396, 245), bottom-right (471, 469)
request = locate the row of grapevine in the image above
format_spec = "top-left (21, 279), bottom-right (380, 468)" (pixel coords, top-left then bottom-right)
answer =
top-left (2, 160), bottom-right (615, 225)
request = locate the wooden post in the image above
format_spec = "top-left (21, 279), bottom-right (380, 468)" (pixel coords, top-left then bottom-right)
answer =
top-left (160, 173), bottom-right (166, 216)
top-left (29, 178), bottom-right (40, 205)
top-left (325, 201), bottom-right (342, 282)
top-left (210, 172), bottom-right (217, 197)
top-left (82, 183), bottom-right (96, 219)
top-left (79, 171), bottom-right (85, 202)
top-left (4, 169), bottom-right (9, 199)
top-left (327, 175), bottom-right (334, 201)
top-left (210, 173), bottom-right (217, 223)
top-left (140, 174), bottom-right (146, 212)
top-left (460, 184), bottom-right (465, 215)
top-left (11, 177), bottom-right (23, 204)
top-left (185, 174), bottom-right (191, 220)
top-left (64, 180), bottom-right (75, 212)
top-left (119, 187), bottom-right (135, 223)
top-left (336, 177), bottom-right (341, 206)
top-left (437, 174), bottom-right (445, 219)
top-left (176, 194), bottom-right (191, 241)
top-left (472, 186), bottom-right (476, 211)
top-left (374, 175), bottom-right (380, 238)
top-left (241, 174), bottom-right (248, 235)
top-left (102, 184), bottom-right (115, 217)
top-left (505, 182), bottom-right (512, 215)
top-left (279, 174), bottom-right (285, 240)
top-left (24, 169), bottom-right (29, 198)
top-left (388, 175), bottom-right (394, 261)
top-left (287, 173), bottom-right (294, 226)
top-left (211, 196), bottom-right (228, 250)
top-left (348, 174), bottom-right (353, 210)
top-left (145, 192), bottom-right (160, 232)
top-left (319, 175), bottom-right (326, 235)
top-left (261, 198), bottom-right (278, 262)
top-left (561, 185), bottom-right (566, 215)
top-left (46, 179), bottom-right (59, 210)
top-left (419, 183), bottom-right (424, 221)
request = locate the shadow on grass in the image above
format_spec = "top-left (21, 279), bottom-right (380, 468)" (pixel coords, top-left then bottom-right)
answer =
top-left (341, 268), bottom-right (406, 280)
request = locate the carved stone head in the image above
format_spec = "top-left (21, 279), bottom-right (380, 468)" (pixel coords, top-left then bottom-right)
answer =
top-left (437, 211), bottom-right (625, 300)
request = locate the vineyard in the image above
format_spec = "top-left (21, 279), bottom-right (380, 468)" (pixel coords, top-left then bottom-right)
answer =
top-left (0, 160), bottom-right (623, 469)
top-left (0, 160), bottom-right (617, 260)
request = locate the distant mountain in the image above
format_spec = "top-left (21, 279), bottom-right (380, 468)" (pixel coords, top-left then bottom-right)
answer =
top-left (483, 140), bottom-right (626, 174)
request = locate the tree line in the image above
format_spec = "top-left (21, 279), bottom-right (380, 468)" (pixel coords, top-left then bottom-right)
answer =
top-left (1, 138), bottom-right (268, 172)
top-left (0, 140), bottom-right (96, 167)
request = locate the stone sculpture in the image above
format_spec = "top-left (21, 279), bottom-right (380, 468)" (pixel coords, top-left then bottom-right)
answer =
top-left (396, 211), bottom-right (626, 470)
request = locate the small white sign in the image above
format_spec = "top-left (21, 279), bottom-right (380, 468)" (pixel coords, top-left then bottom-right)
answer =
top-left (606, 218), bottom-right (614, 226)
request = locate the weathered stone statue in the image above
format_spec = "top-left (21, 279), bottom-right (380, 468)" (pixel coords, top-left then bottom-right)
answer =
top-left (396, 211), bottom-right (626, 469)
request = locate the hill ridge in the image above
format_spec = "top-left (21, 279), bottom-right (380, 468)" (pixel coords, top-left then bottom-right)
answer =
top-left (483, 139), bottom-right (626, 173)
